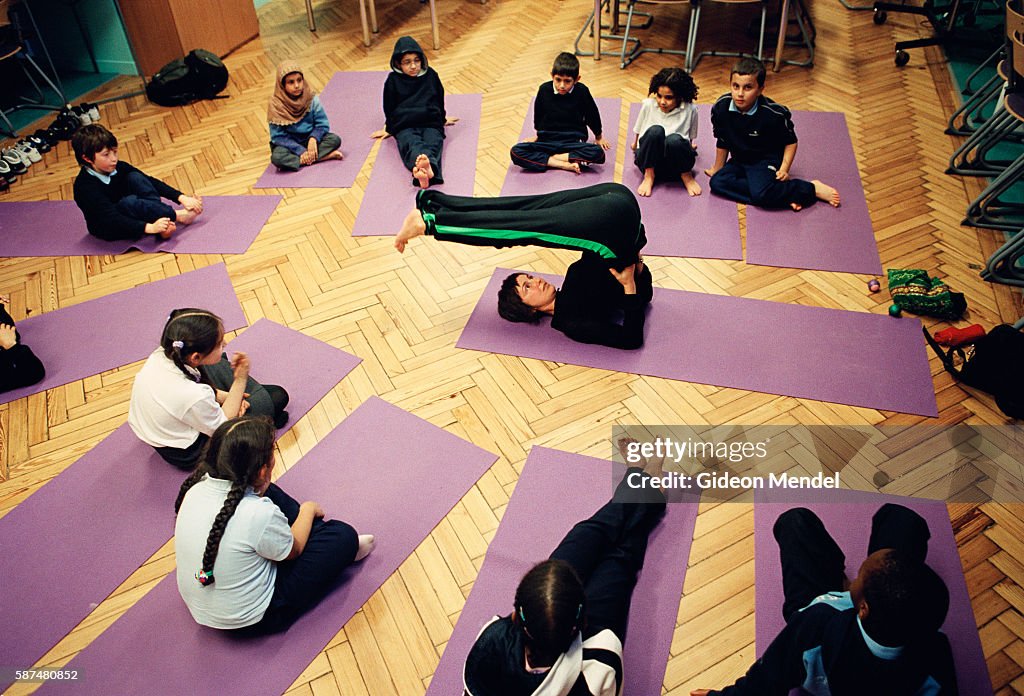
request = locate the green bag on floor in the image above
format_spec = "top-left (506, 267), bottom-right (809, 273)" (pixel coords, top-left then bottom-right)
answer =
top-left (887, 269), bottom-right (967, 320)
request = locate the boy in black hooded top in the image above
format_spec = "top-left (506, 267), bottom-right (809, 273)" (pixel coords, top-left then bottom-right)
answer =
top-left (371, 36), bottom-right (457, 189)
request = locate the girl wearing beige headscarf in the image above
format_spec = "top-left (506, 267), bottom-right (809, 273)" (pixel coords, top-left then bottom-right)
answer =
top-left (268, 61), bottom-right (343, 171)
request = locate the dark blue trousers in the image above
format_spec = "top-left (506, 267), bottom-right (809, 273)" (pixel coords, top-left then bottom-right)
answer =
top-left (115, 170), bottom-right (176, 222)
top-left (247, 483), bottom-right (360, 634)
top-left (709, 158), bottom-right (816, 209)
top-left (394, 126), bottom-right (444, 185)
top-left (548, 468), bottom-right (666, 642)
top-left (510, 132), bottom-right (606, 172)
top-left (634, 125), bottom-right (696, 179)
top-left (773, 504), bottom-right (931, 622)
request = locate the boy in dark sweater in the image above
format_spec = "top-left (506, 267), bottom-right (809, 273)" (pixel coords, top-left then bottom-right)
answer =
top-left (705, 58), bottom-right (840, 211)
top-left (691, 504), bottom-right (958, 696)
top-left (71, 125), bottom-right (203, 241)
top-left (510, 52), bottom-right (610, 174)
top-left (371, 36), bottom-right (457, 189)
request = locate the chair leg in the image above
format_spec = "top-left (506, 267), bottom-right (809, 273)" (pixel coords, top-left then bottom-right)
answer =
top-left (685, 2), bottom-right (701, 72)
top-left (430, 0), bottom-right (440, 49)
top-left (369, 0), bottom-right (378, 32)
top-left (306, 0), bottom-right (316, 31)
top-left (358, 0), bottom-right (371, 45)
top-left (756, 2), bottom-right (767, 61)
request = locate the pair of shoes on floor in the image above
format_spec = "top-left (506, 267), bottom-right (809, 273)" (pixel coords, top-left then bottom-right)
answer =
top-left (0, 156), bottom-right (18, 185)
top-left (71, 103), bottom-right (99, 126)
top-left (1, 147), bottom-right (27, 176)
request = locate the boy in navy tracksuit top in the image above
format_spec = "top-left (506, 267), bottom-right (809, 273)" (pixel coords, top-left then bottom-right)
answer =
top-left (692, 504), bottom-right (958, 696)
top-left (705, 58), bottom-right (841, 212)
top-left (510, 52), bottom-right (610, 174)
top-left (372, 36), bottom-right (455, 189)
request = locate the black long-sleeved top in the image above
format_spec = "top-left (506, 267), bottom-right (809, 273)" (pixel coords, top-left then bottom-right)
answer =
top-left (710, 593), bottom-right (957, 696)
top-left (551, 255), bottom-right (652, 350)
top-left (0, 305), bottom-right (45, 394)
top-left (709, 93), bottom-right (798, 165)
top-left (532, 81), bottom-right (602, 141)
top-left (383, 36), bottom-right (446, 134)
top-left (72, 162), bottom-right (183, 241)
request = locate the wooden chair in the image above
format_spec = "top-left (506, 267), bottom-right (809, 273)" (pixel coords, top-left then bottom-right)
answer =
top-left (306, 0), bottom-right (378, 46)
top-left (685, 0), bottom-right (769, 73)
top-left (0, 0), bottom-right (66, 137)
top-left (615, 0), bottom-right (689, 69)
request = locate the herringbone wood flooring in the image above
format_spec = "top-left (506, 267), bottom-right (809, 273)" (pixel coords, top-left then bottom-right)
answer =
top-left (2, 0), bottom-right (1024, 692)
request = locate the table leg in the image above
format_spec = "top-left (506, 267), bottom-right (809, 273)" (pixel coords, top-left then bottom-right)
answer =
top-left (773, 0), bottom-right (790, 71)
top-left (595, 0), bottom-right (602, 59)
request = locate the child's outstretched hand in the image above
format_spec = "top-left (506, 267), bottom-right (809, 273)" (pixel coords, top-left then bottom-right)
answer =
top-left (145, 218), bottom-right (175, 239)
top-left (595, 136), bottom-right (611, 150)
top-left (0, 324), bottom-right (17, 350)
top-left (370, 129), bottom-right (390, 139)
top-left (445, 116), bottom-right (459, 126)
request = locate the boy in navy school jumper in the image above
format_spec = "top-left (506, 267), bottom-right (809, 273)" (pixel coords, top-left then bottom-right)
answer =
top-left (71, 124), bottom-right (204, 241)
top-left (692, 504), bottom-right (958, 696)
top-left (509, 52), bottom-right (610, 174)
top-left (704, 58), bottom-right (841, 211)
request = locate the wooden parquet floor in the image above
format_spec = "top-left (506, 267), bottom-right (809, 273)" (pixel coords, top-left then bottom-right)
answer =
top-left (2, 0), bottom-right (1024, 693)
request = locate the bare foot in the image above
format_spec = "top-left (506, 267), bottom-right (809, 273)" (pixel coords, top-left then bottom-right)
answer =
top-left (616, 436), bottom-right (664, 477)
top-left (160, 223), bottom-right (176, 240)
top-left (322, 150), bottom-right (344, 161)
top-left (681, 172), bottom-right (702, 196)
top-left (415, 154), bottom-right (435, 180)
top-left (175, 208), bottom-right (198, 225)
top-left (637, 174), bottom-right (654, 197)
top-left (413, 166), bottom-right (431, 189)
top-left (812, 180), bottom-right (841, 207)
top-left (394, 207), bottom-right (427, 252)
top-left (548, 159), bottom-right (581, 174)
top-left (354, 534), bottom-right (376, 561)
top-left (790, 202), bottom-right (803, 212)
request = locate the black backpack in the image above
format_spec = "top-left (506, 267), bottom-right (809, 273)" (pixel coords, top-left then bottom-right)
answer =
top-left (924, 324), bottom-right (1024, 419)
top-left (146, 49), bottom-right (228, 107)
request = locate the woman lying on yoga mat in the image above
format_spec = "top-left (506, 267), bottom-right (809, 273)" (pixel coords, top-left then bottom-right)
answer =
top-left (174, 417), bottom-right (374, 634)
top-left (128, 308), bottom-right (290, 470)
top-left (463, 439), bottom-right (665, 696)
top-left (394, 183), bottom-right (652, 350)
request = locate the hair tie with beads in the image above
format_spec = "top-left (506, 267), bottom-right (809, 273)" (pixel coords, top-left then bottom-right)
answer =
top-left (196, 569), bottom-right (215, 586)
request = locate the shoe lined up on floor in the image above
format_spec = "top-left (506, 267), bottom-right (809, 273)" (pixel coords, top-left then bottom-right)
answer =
top-left (0, 101), bottom-right (97, 192)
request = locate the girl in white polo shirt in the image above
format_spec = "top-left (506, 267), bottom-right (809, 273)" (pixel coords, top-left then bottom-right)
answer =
top-left (174, 417), bottom-right (374, 633)
top-left (129, 308), bottom-right (289, 470)
top-left (631, 67), bottom-right (701, 198)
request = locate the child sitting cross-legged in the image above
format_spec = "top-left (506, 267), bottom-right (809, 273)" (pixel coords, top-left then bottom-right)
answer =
top-left (174, 416), bottom-right (375, 633)
top-left (704, 58), bottom-right (840, 212)
top-left (510, 52), bottom-right (610, 175)
top-left (268, 61), bottom-right (343, 171)
top-left (72, 124), bottom-right (204, 241)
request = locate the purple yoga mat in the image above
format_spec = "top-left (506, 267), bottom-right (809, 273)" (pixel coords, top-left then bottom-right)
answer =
top-left (40, 397), bottom-right (496, 696)
top-left (744, 111), bottom-right (882, 275)
top-left (253, 72), bottom-right (388, 189)
top-left (0, 263), bottom-right (245, 405)
top-left (351, 93), bottom-right (482, 236)
top-left (0, 319), bottom-right (360, 692)
top-left (457, 269), bottom-right (938, 417)
top-left (753, 489), bottom-right (989, 696)
top-left (624, 103), bottom-right (741, 260)
top-left (427, 446), bottom-right (699, 695)
top-left (499, 97), bottom-right (621, 196)
top-left (0, 195), bottom-right (282, 256)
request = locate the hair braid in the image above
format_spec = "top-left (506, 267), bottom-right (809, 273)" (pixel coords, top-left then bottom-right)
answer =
top-left (197, 484), bottom-right (246, 586)
top-left (174, 467), bottom-right (208, 513)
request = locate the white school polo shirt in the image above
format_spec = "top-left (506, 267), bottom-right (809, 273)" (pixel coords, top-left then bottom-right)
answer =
top-left (633, 97), bottom-right (699, 143)
top-left (128, 349), bottom-right (227, 448)
top-left (175, 476), bottom-right (294, 629)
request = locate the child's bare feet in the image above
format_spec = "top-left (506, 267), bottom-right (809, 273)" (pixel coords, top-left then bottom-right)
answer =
top-left (637, 173), bottom-right (655, 197)
top-left (176, 208), bottom-right (199, 225)
top-left (413, 154), bottom-right (434, 188)
top-left (812, 180), bottom-right (841, 207)
top-left (394, 208), bottom-right (427, 252)
top-left (617, 436), bottom-right (664, 477)
top-left (354, 534), bottom-right (375, 561)
top-left (322, 150), bottom-right (344, 162)
top-left (681, 172), bottom-right (702, 196)
top-left (146, 217), bottom-right (176, 239)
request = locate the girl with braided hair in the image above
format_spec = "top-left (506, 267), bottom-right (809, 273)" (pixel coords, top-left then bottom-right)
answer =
top-left (128, 308), bottom-right (290, 470)
top-left (463, 440), bottom-right (666, 696)
top-left (173, 417), bottom-right (375, 632)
